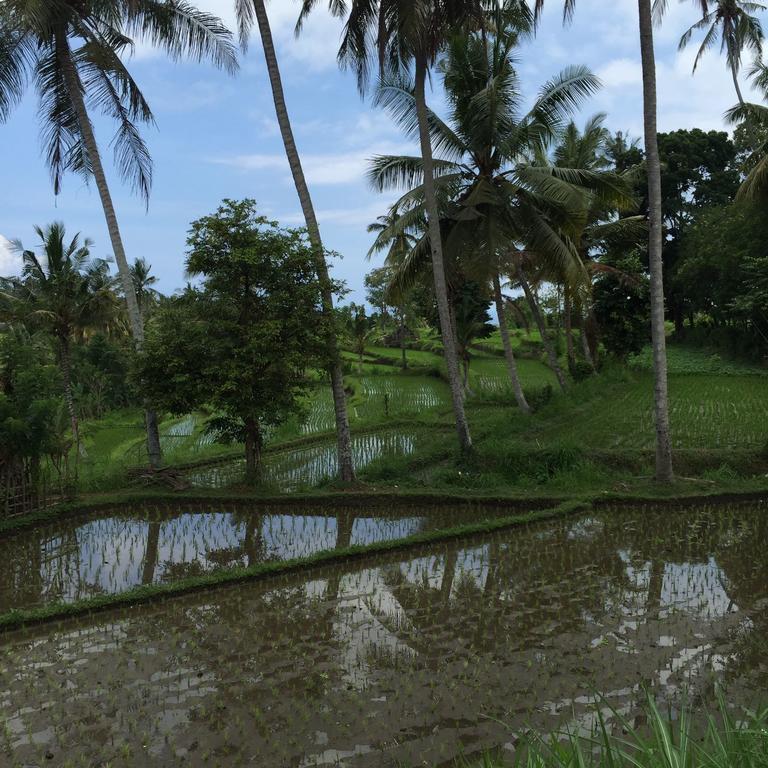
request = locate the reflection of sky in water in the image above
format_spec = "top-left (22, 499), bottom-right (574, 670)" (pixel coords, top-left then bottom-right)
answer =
top-left (618, 550), bottom-right (735, 620)
top-left (3, 513), bottom-right (429, 609)
top-left (2, 507), bottom-right (767, 768)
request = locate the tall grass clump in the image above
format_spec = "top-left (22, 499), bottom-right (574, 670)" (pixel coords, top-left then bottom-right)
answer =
top-left (467, 693), bottom-right (768, 767)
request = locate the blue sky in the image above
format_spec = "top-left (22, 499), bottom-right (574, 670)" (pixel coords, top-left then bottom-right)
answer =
top-left (0, 0), bottom-right (761, 303)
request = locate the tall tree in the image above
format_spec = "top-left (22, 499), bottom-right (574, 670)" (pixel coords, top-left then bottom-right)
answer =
top-left (535, 0), bottom-right (676, 481)
top-left (0, 0), bottom-right (237, 469)
top-left (678, 0), bottom-right (765, 105)
top-left (234, 0), bottom-right (355, 480)
top-left (5, 224), bottom-right (112, 455)
top-left (297, 0), bottom-right (505, 454)
top-left (137, 200), bottom-right (327, 484)
top-left (367, 22), bottom-right (627, 404)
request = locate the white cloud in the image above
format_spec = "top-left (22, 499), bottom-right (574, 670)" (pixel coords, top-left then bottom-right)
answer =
top-left (0, 235), bottom-right (22, 277)
top-left (598, 58), bottom-right (642, 89)
top-left (212, 141), bottom-right (413, 186)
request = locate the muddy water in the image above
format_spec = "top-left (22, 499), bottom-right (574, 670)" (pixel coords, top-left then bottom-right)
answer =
top-left (0, 502), bottom-right (506, 612)
top-left (1, 503), bottom-right (767, 767)
top-left (189, 431), bottom-right (417, 490)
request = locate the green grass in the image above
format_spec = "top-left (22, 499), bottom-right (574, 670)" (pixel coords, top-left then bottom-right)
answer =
top-left (629, 343), bottom-right (768, 376)
top-left (465, 692), bottom-right (768, 767)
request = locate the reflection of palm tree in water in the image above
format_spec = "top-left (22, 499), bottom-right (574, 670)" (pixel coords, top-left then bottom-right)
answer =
top-left (324, 509), bottom-right (356, 604)
top-left (141, 520), bottom-right (161, 585)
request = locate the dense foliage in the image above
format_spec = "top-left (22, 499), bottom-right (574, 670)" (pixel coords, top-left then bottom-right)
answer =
top-left (135, 200), bottom-right (327, 481)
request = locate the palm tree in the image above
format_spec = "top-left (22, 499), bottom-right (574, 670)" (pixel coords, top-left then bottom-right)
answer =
top-left (726, 62), bottom-right (768, 198)
top-left (534, 0), bottom-right (675, 481)
top-left (0, 0), bottom-right (237, 469)
top-left (367, 24), bottom-right (627, 405)
top-left (130, 258), bottom-right (161, 317)
top-left (368, 212), bottom-right (427, 370)
top-left (233, 0), bottom-right (356, 480)
top-left (548, 114), bottom-right (643, 369)
top-left (297, 0), bottom-right (501, 454)
top-left (6, 223), bottom-right (112, 455)
top-left (678, 0), bottom-right (765, 105)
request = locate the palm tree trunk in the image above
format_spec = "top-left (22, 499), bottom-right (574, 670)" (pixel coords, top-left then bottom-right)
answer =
top-left (141, 520), bottom-right (161, 585)
top-left (58, 41), bottom-right (162, 470)
top-left (399, 310), bottom-right (408, 369)
top-left (727, 37), bottom-right (746, 106)
top-left (253, 0), bottom-right (355, 481)
top-left (414, 55), bottom-right (472, 453)
top-left (516, 266), bottom-right (568, 392)
top-left (638, 0), bottom-right (674, 482)
top-left (564, 284), bottom-right (575, 367)
top-left (492, 273), bottom-right (530, 413)
top-left (580, 310), bottom-right (597, 371)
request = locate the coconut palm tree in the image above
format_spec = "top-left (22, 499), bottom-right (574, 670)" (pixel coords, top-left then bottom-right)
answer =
top-left (367, 24), bottom-right (629, 405)
top-left (130, 257), bottom-right (161, 317)
top-left (678, 0), bottom-right (765, 105)
top-left (297, 0), bottom-right (506, 454)
top-left (534, 0), bottom-right (676, 481)
top-left (0, 0), bottom-right (238, 469)
top-left (233, 0), bottom-right (355, 480)
top-left (726, 62), bottom-right (768, 198)
top-left (547, 114), bottom-right (643, 369)
top-left (6, 223), bottom-right (113, 455)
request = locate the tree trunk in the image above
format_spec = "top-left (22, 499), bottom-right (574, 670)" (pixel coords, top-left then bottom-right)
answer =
top-left (244, 417), bottom-right (262, 485)
top-left (58, 39), bottom-right (161, 469)
top-left (141, 520), bottom-right (161, 585)
top-left (516, 266), bottom-right (568, 392)
top-left (727, 37), bottom-right (746, 106)
top-left (492, 273), bottom-right (530, 413)
top-left (399, 311), bottom-right (408, 369)
top-left (253, 0), bottom-right (355, 482)
top-left (564, 284), bottom-right (575, 367)
top-left (414, 55), bottom-right (472, 453)
top-left (57, 335), bottom-right (81, 457)
top-left (580, 310), bottom-right (597, 371)
top-left (638, 0), bottom-right (674, 482)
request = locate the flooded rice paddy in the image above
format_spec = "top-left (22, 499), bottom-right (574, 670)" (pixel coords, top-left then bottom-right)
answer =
top-left (0, 501), bottom-right (507, 611)
top-left (189, 431), bottom-right (417, 490)
top-left (1, 501), bottom-right (766, 767)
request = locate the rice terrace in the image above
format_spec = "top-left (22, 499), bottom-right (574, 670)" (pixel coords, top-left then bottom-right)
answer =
top-left (2, 0), bottom-right (768, 766)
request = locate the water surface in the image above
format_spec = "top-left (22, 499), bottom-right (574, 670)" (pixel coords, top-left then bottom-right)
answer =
top-left (1, 502), bottom-right (766, 767)
top-left (0, 501), bottom-right (508, 611)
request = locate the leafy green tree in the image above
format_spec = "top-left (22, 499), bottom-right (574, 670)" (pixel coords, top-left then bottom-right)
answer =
top-left (0, 0), bottom-right (237, 469)
top-left (592, 253), bottom-right (651, 360)
top-left (136, 200), bottom-right (326, 483)
top-left (3, 224), bottom-right (113, 454)
top-left (679, 201), bottom-right (768, 355)
top-left (0, 329), bottom-right (68, 507)
top-left (658, 129), bottom-right (739, 333)
top-left (234, 0), bottom-right (356, 482)
top-left (678, 0), bottom-right (764, 105)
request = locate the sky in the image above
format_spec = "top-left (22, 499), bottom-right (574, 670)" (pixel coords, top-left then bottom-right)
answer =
top-left (0, 0), bottom-right (762, 304)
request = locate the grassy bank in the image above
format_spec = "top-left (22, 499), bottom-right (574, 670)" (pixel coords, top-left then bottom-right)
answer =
top-left (463, 694), bottom-right (768, 767)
